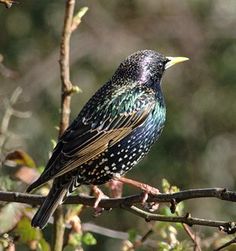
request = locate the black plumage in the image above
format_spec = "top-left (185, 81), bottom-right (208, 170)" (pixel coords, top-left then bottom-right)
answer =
top-left (27, 50), bottom-right (188, 228)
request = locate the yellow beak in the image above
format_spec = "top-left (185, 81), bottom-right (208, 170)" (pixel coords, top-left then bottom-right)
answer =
top-left (165, 56), bottom-right (189, 70)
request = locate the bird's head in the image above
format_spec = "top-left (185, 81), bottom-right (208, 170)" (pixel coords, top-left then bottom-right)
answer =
top-left (113, 50), bottom-right (189, 84)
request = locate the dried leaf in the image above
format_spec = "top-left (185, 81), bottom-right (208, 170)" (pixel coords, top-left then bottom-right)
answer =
top-left (14, 166), bottom-right (39, 184)
top-left (5, 150), bottom-right (36, 168)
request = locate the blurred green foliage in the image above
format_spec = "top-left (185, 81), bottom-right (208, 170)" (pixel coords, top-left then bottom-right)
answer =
top-left (0, 0), bottom-right (236, 250)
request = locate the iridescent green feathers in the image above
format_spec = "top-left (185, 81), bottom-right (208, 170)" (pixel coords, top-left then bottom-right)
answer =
top-left (27, 50), bottom-right (189, 229)
top-left (27, 82), bottom-right (156, 192)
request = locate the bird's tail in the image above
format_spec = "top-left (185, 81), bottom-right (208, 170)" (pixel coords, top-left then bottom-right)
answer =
top-left (31, 178), bottom-right (71, 229)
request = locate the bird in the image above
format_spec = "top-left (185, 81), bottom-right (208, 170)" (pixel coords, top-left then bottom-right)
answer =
top-left (27, 50), bottom-right (188, 229)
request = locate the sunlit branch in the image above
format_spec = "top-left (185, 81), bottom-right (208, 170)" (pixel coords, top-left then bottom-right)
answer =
top-left (0, 187), bottom-right (235, 234)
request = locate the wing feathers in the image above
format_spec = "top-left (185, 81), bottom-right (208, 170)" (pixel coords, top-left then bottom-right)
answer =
top-left (33, 85), bottom-right (156, 185)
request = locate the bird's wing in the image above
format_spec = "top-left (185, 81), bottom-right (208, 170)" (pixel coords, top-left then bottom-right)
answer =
top-left (41, 84), bottom-right (156, 180)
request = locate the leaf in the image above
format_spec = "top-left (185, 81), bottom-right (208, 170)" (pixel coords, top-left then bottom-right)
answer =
top-left (14, 166), bottom-right (39, 184)
top-left (51, 139), bottom-right (57, 149)
top-left (5, 150), bottom-right (36, 168)
top-left (68, 232), bottom-right (82, 247)
top-left (0, 175), bottom-right (14, 190)
top-left (0, 203), bottom-right (25, 234)
top-left (14, 217), bottom-right (41, 243)
top-left (37, 237), bottom-right (51, 251)
top-left (63, 245), bottom-right (75, 251)
top-left (128, 229), bottom-right (138, 242)
top-left (162, 179), bottom-right (171, 193)
top-left (82, 232), bottom-right (97, 246)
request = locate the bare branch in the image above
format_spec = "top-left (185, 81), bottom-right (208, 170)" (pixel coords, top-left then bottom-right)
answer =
top-left (1, 188), bottom-right (235, 207)
top-left (214, 237), bottom-right (236, 251)
top-left (0, 87), bottom-right (31, 155)
top-left (182, 223), bottom-right (201, 251)
top-left (123, 205), bottom-right (236, 234)
top-left (55, 0), bottom-right (86, 250)
top-left (0, 188), bottom-right (236, 233)
top-left (59, 0), bottom-right (76, 136)
top-left (55, 0), bottom-right (76, 249)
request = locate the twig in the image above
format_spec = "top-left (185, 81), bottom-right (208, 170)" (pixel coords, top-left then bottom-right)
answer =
top-left (54, 0), bottom-right (76, 250)
top-left (175, 209), bottom-right (202, 251)
top-left (82, 223), bottom-right (157, 248)
top-left (0, 188), bottom-right (236, 233)
top-left (0, 87), bottom-right (31, 155)
top-left (123, 205), bottom-right (236, 234)
top-left (55, 0), bottom-right (87, 250)
top-left (182, 223), bottom-right (201, 251)
top-left (214, 237), bottom-right (236, 251)
top-left (58, 0), bottom-right (80, 136)
top-left (132, 229), bottom-right (154, 250)
top-left (82, 223), bottom-right (129, 240)
top-left (1, 188), bottom-right (235, 207)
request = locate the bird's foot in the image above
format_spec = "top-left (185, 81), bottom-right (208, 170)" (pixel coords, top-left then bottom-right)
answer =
top-left (113, 176), bottom-right (160, 210)
top-left (114, 176), bottom-right (159, 195)
top-left (92, 185), bottom-right (109, 208)
top-left (141, 189), bottom-right (160, 212)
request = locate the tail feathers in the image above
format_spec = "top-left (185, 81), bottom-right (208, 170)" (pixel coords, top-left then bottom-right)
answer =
top-left (26, 177), bottom-right (45, 193)
top-left (31, 179), bottom-right (71, 229)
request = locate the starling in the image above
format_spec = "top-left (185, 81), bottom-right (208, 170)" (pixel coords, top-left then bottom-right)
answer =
top-left (27, 50), bottom-right (188, 228)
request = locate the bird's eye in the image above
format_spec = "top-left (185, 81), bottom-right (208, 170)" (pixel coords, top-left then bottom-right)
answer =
top-left (158, 62), bottom-right (164, 70)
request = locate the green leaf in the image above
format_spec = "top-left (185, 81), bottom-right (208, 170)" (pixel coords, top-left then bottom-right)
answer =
top-left (68, 233), bottom-right (82, 247)
top-left (82, 232), bottom-right (97, 246)
top-left (15, 217), bottom-right (41, 243)
top-left (128, 229), bottom-right (138, 242)
top-left (37, 238), bottom-right (51, 251)
top-left (63, 245), bottom-right (76, 251)
top-left (37, 165), bottom-right (46, 174)
top-left (51, 139), bottom-right (57, 149)
top-left (162, 178), bottom-right (171, 193)
top-left (158, 241), bottom-right (171, 251)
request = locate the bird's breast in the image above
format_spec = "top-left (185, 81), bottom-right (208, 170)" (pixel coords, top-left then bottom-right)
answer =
top-left (73, 102), bottom-right (166, 186)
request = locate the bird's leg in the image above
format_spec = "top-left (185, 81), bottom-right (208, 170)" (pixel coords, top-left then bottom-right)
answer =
top-left (92, 185), bottom-right (109, 208)
top-left (113, 176), bottom-right (159, 204)
top-left (107, 179), bottom-right (123, 198)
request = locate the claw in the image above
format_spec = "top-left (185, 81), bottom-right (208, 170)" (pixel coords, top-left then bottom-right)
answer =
top-left (141, 191), bottom-right (149, 204)
top-left (92, 186), bottom-right (109, 208)
top-left (113, 176), bottom-right (160, 211)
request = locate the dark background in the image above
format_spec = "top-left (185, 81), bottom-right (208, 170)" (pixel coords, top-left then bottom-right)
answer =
top-left (0, 1), bottom-right (236, 250)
